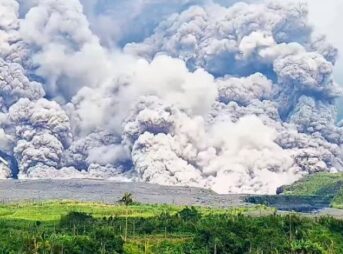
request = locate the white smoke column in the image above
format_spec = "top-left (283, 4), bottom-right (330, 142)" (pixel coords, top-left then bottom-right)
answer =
top-left (0, 59), bottom-right (45, 108)
top-left (124, 1), bottom-right (317, 76)
top-left (0, 124), bottom-right (12, 178)
top-left (65, 52), bottom-right (218, 176)
top-left (0, 0), bottom-right (18, 54)
top-left (118, 0), bottom-right (343, 194)
top-left (122, 97), bottom-right (297, 194)
top-left (124, 96), bottom-right (206, 187)
top-left (216, 73), bottom-right (273, 106)
top-left (124, 55), bottom-right (218, 115)
top-left (62, 131), bottom-right (130, 173)
top-left (288, 96), bottom-right (343, 144)
top-left (273, 51), bottom-right (340, 117)
top-left (0, 0), bottom-right (46, 178)
top-left (0, 0), bottom-right (19, 60)
top-left (0, 163), bottom-right (11, 179)
top-left (0, 0), bottom-right (341, 194)
top-left (200, 116), bottom-right (299, 194)
top-left (19, 0), bottom-right (115, 100)
top-left (0, 0), bottom-right (40, 103)
top-left (8, 98), bottom-right (72, 175)
top-left (68, 54), bottom-right (218, 137)
top-left (22, 165), bottom-right (86, 179)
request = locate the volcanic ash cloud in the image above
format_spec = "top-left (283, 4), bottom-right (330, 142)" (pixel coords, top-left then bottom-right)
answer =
top-left (0, 0), bottom-right (342, 194)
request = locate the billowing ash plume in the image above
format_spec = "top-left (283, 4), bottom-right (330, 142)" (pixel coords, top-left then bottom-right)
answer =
top-left (125, 2), bottom-right (316, 74)
top-left (0, 0), bottom-right (342, 194)
top-left (8, 98), bottom-right (72, 175)
top-left (216, 73), bottom-right (273, 106)
top-left (0, 0), bottom-right (22, 62)
top-left (0, 60), bottom-right (45, 107)
top-left (19, 0), bottom-right (115, 100)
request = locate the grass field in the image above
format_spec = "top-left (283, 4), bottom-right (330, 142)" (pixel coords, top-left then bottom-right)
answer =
top-left (282, 173), bottom-right (343, 196)
top-left (0, 201), bottom-right (180, 221)
top-left (0, 200), bottom-right (262, 221)
top-left (0, 201), bottom-right (342, 253)
top-left (280, 172), bottom-right (343, 208)
top-left (0, 201), bottom-right (273, 254)
top-left (332, 189), bottom-right (343, 209)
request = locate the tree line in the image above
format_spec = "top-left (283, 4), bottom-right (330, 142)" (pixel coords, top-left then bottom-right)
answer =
top-left (0, 194), bottom-right (342, 253)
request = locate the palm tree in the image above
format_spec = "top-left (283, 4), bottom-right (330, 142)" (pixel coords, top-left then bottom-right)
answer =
top-left (119, 192), bottom-right (134, 206)
top-left (119, 193), bottom-right (134, 242)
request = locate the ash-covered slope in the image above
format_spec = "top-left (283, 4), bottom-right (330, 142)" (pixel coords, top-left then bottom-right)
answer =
top-left (0, 0), bottom-right (342, 194)
top-left (0, 179), bottom-right (246, 207)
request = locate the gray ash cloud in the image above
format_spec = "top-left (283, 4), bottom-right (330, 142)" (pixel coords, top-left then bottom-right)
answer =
top-left (0, 0), bottom-right (342, 194)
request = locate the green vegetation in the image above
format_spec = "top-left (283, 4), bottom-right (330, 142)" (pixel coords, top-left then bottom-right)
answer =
top-left (282, 173), bottom-right (343, 196)
top-left (332, 189), bottom-right (343, 209)
top-left (0, 200), bottom-right (342, 253)
top-left (119, 192), bottom-right (134, 242)
top-left (0, 200), bottom-right (250, 221)
top-left (281, 173), bottom-right (343, 208)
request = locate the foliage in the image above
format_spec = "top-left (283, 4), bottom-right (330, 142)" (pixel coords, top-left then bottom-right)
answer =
top-left (280, 173), bottom-right (343, 208)
top-left (332, 189), bottom-right (343, 209)
top-left (0, 202), bottom-right (342, 253)
top-left (119, 193), bottom-right (134, 206)
top-left (282, 173), bottom-right (343, 195)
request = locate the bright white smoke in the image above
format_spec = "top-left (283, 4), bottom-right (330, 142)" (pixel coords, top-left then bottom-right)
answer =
top-left (0, 0), bottom-right (342, 194)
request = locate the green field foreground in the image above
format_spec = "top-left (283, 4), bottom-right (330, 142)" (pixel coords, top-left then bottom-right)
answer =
top-left (0, 200), bottom-right (342, 253)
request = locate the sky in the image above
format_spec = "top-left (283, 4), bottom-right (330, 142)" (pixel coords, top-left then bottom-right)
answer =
top-left (307, 0), bottom-right (343, 118)
top-left (308, 0), bottom-right (343, 81)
